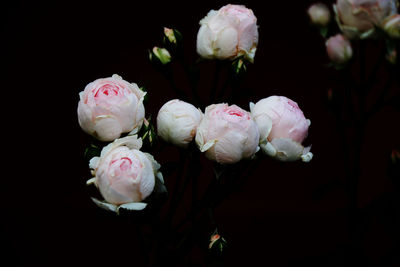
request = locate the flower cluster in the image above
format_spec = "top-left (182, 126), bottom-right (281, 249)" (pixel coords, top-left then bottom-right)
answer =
top-left (307, 0), bottom-right (400, 66)
top-left (77, 4), bottom-right (315, 215)
top-left (78, 75), bottom-right (165, 213)
top-left (157, 97), bottom-right (312, 164)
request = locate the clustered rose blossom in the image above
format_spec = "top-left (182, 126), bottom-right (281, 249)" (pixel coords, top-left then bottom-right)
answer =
top-left (250, 96), bottom-right (313, 162)
top-left (196, 4), bottom-right (259, 62)
top-left (77, 74), bottom-right (145, 141)
top-left (87, 135), bottom-right (164, 212)
top-left (156, 98), bottom-right (313, 163)
top-left (326, 34), bottom-right (353, 64)
top-left (195, 104), bottom-right (260, 164)
top-left (157, 99), bottom-right (203, 148)
top-left (334, 0), bottom-right (398, 38)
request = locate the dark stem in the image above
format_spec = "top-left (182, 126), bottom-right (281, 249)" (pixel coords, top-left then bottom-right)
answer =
top-left (163, 67), bottom-right (187, 101)
top-left (210, 61), bottom-right (223, 103)
top-left (166, 149), bottom-right (188, 230)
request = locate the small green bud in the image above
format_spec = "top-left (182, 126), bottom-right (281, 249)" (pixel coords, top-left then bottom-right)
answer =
top-left (149, 47), bottom-right (171, 65)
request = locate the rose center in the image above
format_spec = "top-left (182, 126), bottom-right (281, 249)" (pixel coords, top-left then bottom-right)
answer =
top-left (95, 84), bottom-right (120, 98)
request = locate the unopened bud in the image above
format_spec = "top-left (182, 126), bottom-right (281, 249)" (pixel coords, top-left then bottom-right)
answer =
top-left (149, 47), bottom-right (171, 65)
top-left (209, 233), bottom-right (227, 252)
top-left (307, 3), bottom-right (331, 27)
top-left (326, 34), bottom-right (352, 64)
top-left (231, 58), bottom-right (246, 76)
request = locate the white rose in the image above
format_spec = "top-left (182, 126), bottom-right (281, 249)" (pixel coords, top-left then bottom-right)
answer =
top-left (77, 74), bottom-right (145, 141)
top-left (87, 135), bottom-right (164, 213)
top-left (250, 96), bottom-right (313, 162)
top-left (157, 99), bottom-right (203, 148)
top-left (196, 4), bottom-right (259, 62)
top-left (195, 103), bottom-right (259, 164)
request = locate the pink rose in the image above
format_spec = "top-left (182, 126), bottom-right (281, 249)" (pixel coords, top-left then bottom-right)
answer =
top-left (87, 135), bottom-right (164, 212)
top-left (325, 34), bottom-right (353, 64)
top-left (196, 4), bottom-right (259, 62)
top-left (308, 3), bottom-right (331, 26)
top-left (250, 96), bottom-right (313, 162)
top-left (334, 0), bottom-right (398, 38)
top-left (157, 99), bottom-right (203, 148)
top-left (195, 103), bottom-right (259, 164)
top-left (77, 74), bottom-right (145, 141)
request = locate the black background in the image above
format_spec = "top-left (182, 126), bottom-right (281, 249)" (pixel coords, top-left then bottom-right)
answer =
top-left (3, 0), bottom-right (400, 266)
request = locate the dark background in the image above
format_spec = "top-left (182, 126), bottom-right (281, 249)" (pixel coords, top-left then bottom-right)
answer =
top-left (3, 0), bottom-right (400, 266)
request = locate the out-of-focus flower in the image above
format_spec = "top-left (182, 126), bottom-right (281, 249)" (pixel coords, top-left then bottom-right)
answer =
top-left (77, 74), bottom-right (146, 142)
top-left (157, 99), bottom-right (203, 148)
top-left (196, 4), bottom-right (259, 62)
top-left (383, 14), bottom-right (400, 38)
top-left (308, 3), bottom-right (331, 26)
top-left (334, 0), bottom-right (398, 39)
top-left (386, 46), bottom-right (397, 63)
top-left (87, 135), bottom-right (164, 213)
top-left (195, 103), bottom-right (259, 164)
top-left (325, 34), bottom-right (353, 64)
top-left (149, 46), bottom-right (171, 65)
top-left (250, 96), bottom-right (313, 162)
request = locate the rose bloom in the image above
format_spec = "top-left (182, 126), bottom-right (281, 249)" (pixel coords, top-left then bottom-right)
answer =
top-left (88, 135), bottom-right (164, 212)
top-left (335, 0), bottom-right (398, 38)
top-left (307, 3), bottom-right (331, 26)
top-left (157, 99), bottom-right (203, 148)
top-left (195, 103), bottom-right (259, 164)
top-left (77, 74), bottom-right (145, 141)
top-left (196, 4), bottom-right (259, 62)
top-left (250, 96), bottom-right (313, 162)
top-left (326, 34), bottom-right (353, 64)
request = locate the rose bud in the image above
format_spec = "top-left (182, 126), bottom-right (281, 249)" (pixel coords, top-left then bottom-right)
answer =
top-left (149, 46), bottom-right (171, 65)
top-left (334, 0), bottom-right (398, 38)
top-left (87, 135), bottom-right (164, 213)
top-left (157, 99), bottom-right (203, 148)
top-left (196, 4), bottom-right (259, 62)
top-left (209, 233), bottom-right (227, 252)
top-left (307, 3), bottom-right (331, 26)
top-left (195, 103), bottom-right (259, 164)
top-left (383, 14), bottom-right (400, 38)
top-left (77, 74), bottom-right (146, 142)
top-left (250, 96), bottom-right (313, 162)
top-left (163, 27), bottom-right (183, 46)
top-left (325, 34), bottom-right (353, 64)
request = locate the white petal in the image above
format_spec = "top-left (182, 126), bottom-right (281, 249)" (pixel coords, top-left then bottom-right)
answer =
top-left (270, 138), bottom-right (304, 161)
top-left (201, 139), bottom-right (217, 152)
top-left (249, 102), bottom-right (255, 112)
top-left (260, 142), bottom-right (276, 157)
top-left (301, 152), bottom-right (313, 162)
top-left (89, 157), bottom-right (100, 170)
top-left (117, 202), bottom-right (147, 212)
top-left (91, 197), bottom-right (117, 213)
top-left (86, 178), bottom-right (96, 186)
